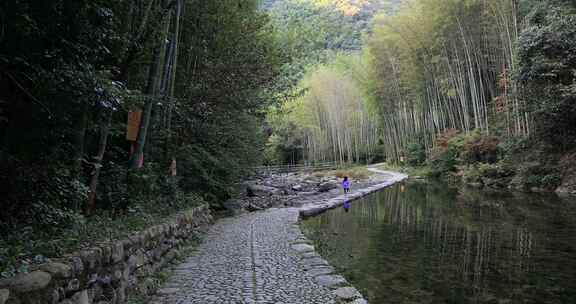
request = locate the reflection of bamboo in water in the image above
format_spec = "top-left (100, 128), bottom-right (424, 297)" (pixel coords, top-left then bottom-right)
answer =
top-left (462, 229), bottom-right (471, 282)
top-left (374, 187), bottom-right (531, 277)
top-left (307, 184), bottom-right (546, 303)
top-left (516, 227), bottom-right (533, 273)
top-left (472, 229), bottom-right (490, 297)
top-left (442, 220), bottom-right (449, 258)
top-left (329, 184), bottom-right (533, 295)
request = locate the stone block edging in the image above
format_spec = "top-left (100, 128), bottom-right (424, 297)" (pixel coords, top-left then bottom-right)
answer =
top-left (298, 170), bottom-right (408, 218)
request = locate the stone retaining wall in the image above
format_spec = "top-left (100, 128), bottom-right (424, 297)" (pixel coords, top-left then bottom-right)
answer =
top-left (0, 205), bottom-right (213, 304)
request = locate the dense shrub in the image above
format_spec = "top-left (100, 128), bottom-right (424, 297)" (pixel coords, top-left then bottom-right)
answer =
top-left (98, 160), bottom-right (129, 211)
top-left (461, 132), bottom-right (500, 164)
top-left (0, 156), bottom-right (88, 231)
top-left (406, 142), bottom-right (426, 166)
top-left (429, 131), bottom-right (465, 176)
top-left (516, 3), bottom-right (576, 149)
top-left (177, 145), bottom-right (235, 207)
top-left (461, 165), bottom-right (482, 185)
top-left (461, 163), bottom-right (514, 188)
top-left (0, 175), bottom-right (206, 279)
top-left (430, 130), bottom-right (511, 182)
top-left (511, 162), bottom-right (562, 190)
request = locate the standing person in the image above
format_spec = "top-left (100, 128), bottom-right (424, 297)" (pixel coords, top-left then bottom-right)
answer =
top-left (342, 176), bottom-right (351, 193)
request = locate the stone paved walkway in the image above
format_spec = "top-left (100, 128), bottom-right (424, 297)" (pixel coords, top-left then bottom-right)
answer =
top-left (152, 208), bottom-right (336, 304)
top-left (151, 168), bottom-right (407, 304)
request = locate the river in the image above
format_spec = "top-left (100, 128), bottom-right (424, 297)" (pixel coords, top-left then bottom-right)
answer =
top-left (302, 180), bottom-right (576, 304)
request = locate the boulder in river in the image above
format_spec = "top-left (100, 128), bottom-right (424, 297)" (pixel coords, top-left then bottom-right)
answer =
top-left (333, 287), bottom-right (362, 301)
top-left (318, 182), bottom-right (338, 193)
top-left (246, 204), bottom-right (262, 212)
top-left (246, 184), bottom-right (281, 197)
top-left (291, 184), bottom-right (303, 191)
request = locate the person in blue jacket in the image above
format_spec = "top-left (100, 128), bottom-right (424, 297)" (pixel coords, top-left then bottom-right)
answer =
top-left (342, 176), bottom-right (351, 193)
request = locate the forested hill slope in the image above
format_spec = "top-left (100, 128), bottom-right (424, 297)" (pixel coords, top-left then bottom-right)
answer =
top-left (261, 0), bottom-right (394, 96)
top-left (261, 0), bottom-right (389, 17)
top-left (264, 0), bottom-right (576, 195)
top-left (262, 0), bottom-right (391, 52)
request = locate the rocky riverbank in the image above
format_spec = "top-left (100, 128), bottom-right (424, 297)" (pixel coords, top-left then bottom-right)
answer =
top-left (224, 168), bottom-right (396, 213)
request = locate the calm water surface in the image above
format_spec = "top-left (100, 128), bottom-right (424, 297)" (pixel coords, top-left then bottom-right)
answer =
top-left (302, 181), bottom-right (576, 304)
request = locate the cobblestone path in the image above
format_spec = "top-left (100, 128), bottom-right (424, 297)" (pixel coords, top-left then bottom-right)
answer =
top-left (152, 208), bottom-right (337, 304)
top-left (151, 168), bottom-right (406, 304)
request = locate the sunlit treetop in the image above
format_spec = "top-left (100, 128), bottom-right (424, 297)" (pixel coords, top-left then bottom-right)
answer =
top-left (308, 0), bottom-right (371, 16)
top-left (262, 0), bottom-right (391, 16)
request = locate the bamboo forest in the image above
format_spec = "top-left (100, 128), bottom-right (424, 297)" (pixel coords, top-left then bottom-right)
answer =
top-left (0, 0), bottom-right (575, 304)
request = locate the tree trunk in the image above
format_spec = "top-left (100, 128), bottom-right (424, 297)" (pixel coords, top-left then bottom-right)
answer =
top-left (129, 11), bottom-right (171, 169)
top-left (73, 102), bottom-right (90, 178)
top-left (164, 0), bottom-right (183, 162)
top-left (86, 110), bottom-right (113, 215)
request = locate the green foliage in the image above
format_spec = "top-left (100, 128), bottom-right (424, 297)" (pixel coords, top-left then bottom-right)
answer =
top-left (429, 133), bottom-right (466, 176)
top-left (460, 132), bottom-right (500, 165)
top-left (461, 163), bottom-right (514, 188)
top-left (266, 56), bottom-right (380, 164)
top-left (177, 145), bottom-right (232, 205)
top-left (406, 143), bottom-right (426, 166)
top-left (0, 0), bottom-right (281, 278)
top-left (0, 189), bottom-right (206, 278)
top-left (429, 130), bottom-right (565, 190)
top-left (0, 155), bottom-right (87, 229)
top-left (98, 155), bottom-right (129, 211)
top-left (264, 0), bottom-right (384, 156)
top-left (497, 136), bottom-right (532, 158)
top-left (264, 131), bottom-right (304, 165)
top-left (0, 0), bottom-right (279, 213)
top-left (460, 165), bottom-right (482, 185)
top-left (266, 0), bottom-right (375, 57)
top-left (430, 131), bottom-right (501, 176)
top-left (516, 2), bottom-right (576, 149)
top-left (429, 147), bottom-right (458, 177)
top-left (510, 162), bottom-right (563, 190)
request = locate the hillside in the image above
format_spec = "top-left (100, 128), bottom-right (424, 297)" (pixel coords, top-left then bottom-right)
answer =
top-left (261, 0), bottom-right (389, 15)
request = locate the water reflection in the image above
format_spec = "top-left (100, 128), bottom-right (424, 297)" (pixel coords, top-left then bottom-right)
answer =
top-left (302, 180), bottom-right (576, 304)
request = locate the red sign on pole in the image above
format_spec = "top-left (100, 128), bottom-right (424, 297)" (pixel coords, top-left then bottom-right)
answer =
top-left (126, 110), bottom-right (142, 141)
top-left (170, 159), bottom-right (177, 176)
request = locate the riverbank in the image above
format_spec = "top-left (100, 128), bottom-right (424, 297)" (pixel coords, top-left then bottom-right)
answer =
top-left (224, 165), bottom-right (395, 213)
top-left (379, 132), bottom-right (576, 196)
top-left (147, 167), bottom-right (407, 304)
top-left (297, 168), bottom-right (407, 217)
top-left (377, 150), bottom-right (576, 196)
